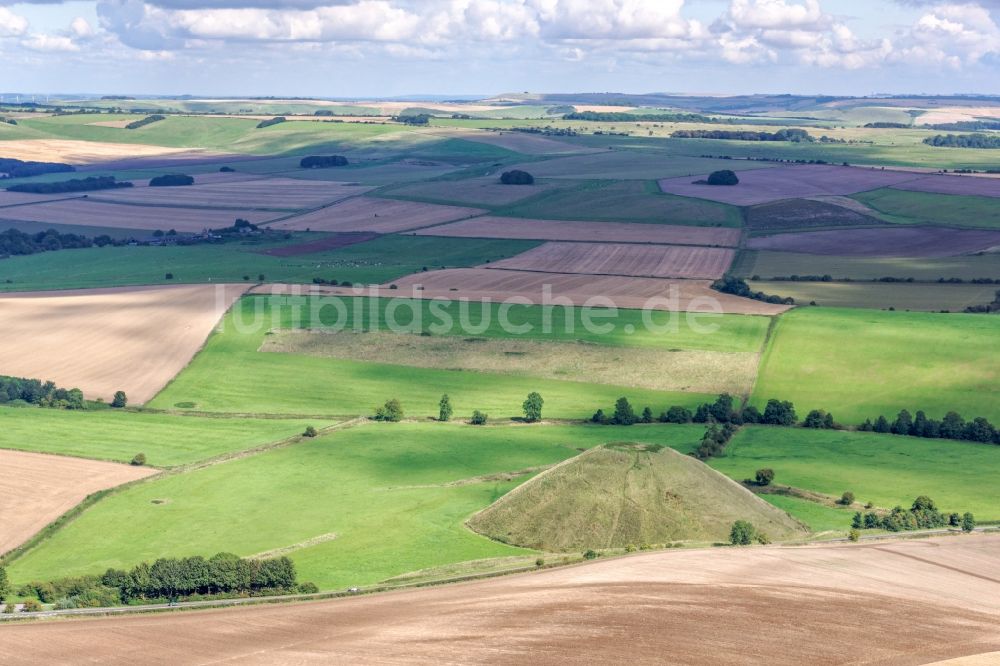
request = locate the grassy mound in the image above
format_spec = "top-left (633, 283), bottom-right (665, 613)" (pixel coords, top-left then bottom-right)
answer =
top-left (467, 443), bottom-right (807, 551)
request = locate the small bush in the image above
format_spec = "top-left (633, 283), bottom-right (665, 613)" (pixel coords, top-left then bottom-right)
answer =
top-left (582, 549), bottom-right (599, 560)
top-left (130, 453), bottom-right (147, 466)
top-left (111, 391), bottom-right (127, 409)
top-left (962, 512), bottom-right (976, 532)
top-left (535, 558), bottom-right (545, 567)
top-left (298, 582), bottom-right (319, 594)
top-left (303, 426), bottom-right (318, 438)
top-left (21, 599), bottom-right (42, 613)
top-left (729, 520), bottom-right (756, 546)
top-left (755, 468), bottom-right (775, 486)
top-left (838, 491), bottom-right (855, 506)
top-left (848, 529), bottom-right (861, 542)
top-left (373, 399), bottom-right (404, 422)
top-left (470, 410), bottom-right (489, 425)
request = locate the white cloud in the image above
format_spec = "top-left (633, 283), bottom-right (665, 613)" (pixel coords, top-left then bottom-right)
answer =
top-left (22, 33), bottom-right (80, 51)
top-left (70, 16), bottom-right (95, 37)
top-left (0, 7), bottom-right (28, 37)
top-left (726, 0), bottom-right (825, 30)
top-left (901, 3), bottom-right (1000, 65)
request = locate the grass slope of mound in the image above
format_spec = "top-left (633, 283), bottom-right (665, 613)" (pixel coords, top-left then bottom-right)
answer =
top-left (467, 443), bottom-right (806, 551)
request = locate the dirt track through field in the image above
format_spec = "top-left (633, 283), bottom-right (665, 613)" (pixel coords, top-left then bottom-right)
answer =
top-left (486, 242), bottom-right (735, 279)
top-left (269, 197), bottom-right (485, 233)
top-left (748, 226), bottom-right (1000, 257)
top-left (0, 449), bottom-right (155, 555)
top-left (4, 535), bottom-right (999, 665)
top-left (0, 284), bottom-right (247, 403)
top-left (413, 216), bottom-right (740, 246)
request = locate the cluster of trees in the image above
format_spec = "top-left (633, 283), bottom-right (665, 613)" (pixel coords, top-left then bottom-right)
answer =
top-left (863, 122), bottom-right (909, 129)
top-left (711, 276), bottom-right (795, 305)
top-left (500, 170), bottom-right (534, 185)
top-left (926, 121), bottom-right (1000, 132)
top-left (17, 553), bottom-right (300, 608)
top-left (373, 398), bottom-right (404, 422)
top-left (300, 155), bottom-right (349, 168)
top-left (8, 175), bottom-right (133, 194)
top-left (0, 158), bottom-right (75, 179)
top-left (696, 423), bottom-right (738, 459)
top-left (562, 111), bottom-right (718, 123)
top-left (706, 169), bottom-right (739, 186)
top-left (149, 174), bottom-right (194, 187)
top-left (672, 128), bottom-right (813, 142)
top-left (859, 409), bottom-right (1000, 444)
top-left (256, 116), bottom-right (286, 129)
top-left (730, 520), bottom-right (769, 546)
top-left (923, 133), bottom-right (1000, 149)
top-left (964, 289), bottom-right (1000, 313)
top-left (591, 394), bottom-right (800, 432)
top-left (0, 228), bottom-right (105, 256)
top-left (0, 375), bottom-right (85, 409)
top-left (851, 496), bottom-right (974, 533)
top-left (396, 114), bottom-right (431, 125)
top-left (125, 114), bottom-right (165, 130)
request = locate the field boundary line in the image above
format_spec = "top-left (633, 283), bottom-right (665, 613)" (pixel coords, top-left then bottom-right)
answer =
top-left (0, 194), bottom-right (88, 210)
top-left (744, 311), bottom-right (783, 405)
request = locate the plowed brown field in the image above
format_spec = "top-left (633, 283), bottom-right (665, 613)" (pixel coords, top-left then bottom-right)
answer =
top-left (0, 449), bottom-right (155, 555)
top-left (487, 242), bottom-right (735, 279)
top-left (270, 197), bottom-right (485, 233)
top-left (748, 226), bottom-right (1000, 257)
top-left (891, 176), bottom-right (1000, 198)
top-left (91, 178), bottom-right (372, 210)
top-left (0, 284), bottom-right (247, 403)
top-left (4, 535), bottom-right (999, 665)
top-left (413, 216), bottom-right (740, 246)
top-left (0, 199), bottom-right (281, 232)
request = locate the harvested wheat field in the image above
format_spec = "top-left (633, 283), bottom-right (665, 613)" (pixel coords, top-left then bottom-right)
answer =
top-left (0, 449), bottom-right (155, 555)
top-left (749, 226), bottom-right (1000, 257)
top-left (272, 268), bottom-right (788, 314)
top-left (5, 535), bottom-right (999, 665)
top-left (0, 139), bottom-right (209, 165)
top-left (891, 175), bottom-right (1000, 198)
top-left (385, 178), bottom-right (556, 206)
top-left (0, 198), bottom-right (282, 232)
top-left (486, 242), bottom-right (735, 279)
top-left (443, 129), bottom-right (594, 155)
top-left (0, 191), bottom-right (79, 208)
top-left (0, 284), bottom-right (247, 404)
top-left (413, 216), bottom-right (740, 246)
top-left (92, 177), bottom-right (372, 210)
top-left (263, 330), bottom-right (757, 394)
top-left (659, 164), bottom-right (926, 206)
top-left (269, 197), bottom-right (485, 233)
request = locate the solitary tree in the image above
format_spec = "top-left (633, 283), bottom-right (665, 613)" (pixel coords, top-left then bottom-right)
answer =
top-left (438, 394), bottom-right (453, 422)
top-left (962, 512), bottom-right (976, 533)
top-left (755, 468), bottom-right (775, 486)
top-left (303, 425), bottom-right (318, 438)
top-left (839, 491), bottom-right (856, 506)
top-left (707, 169), bottom-right (739, 186)
top-left (730, 520), bottom-right (756, 546)
top-left (500, 170), bottom-right (534, 185)
top-left (374, 399), bottom-right (404, 422)
top-left (112, 391), bottom-right (128, 409)
top-left (522, 392), bottom-right (544, 423)
top-left (612, 397), bottom-right (636, 425)
top-left (131, 453), bottom-right (147, 466)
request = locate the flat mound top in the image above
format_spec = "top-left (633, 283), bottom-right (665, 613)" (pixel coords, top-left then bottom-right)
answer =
top-left (467, 443), bottom-right (806, 551)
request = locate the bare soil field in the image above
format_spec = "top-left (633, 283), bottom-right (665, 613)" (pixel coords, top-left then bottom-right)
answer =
top-left (0, 284), bottom-right (247, 403)
top-left (5, 535), bottom-right (999, 665)
top-left (0, 199), bottom-right (282, 232)
top-left (748, 226), bottom-right (1000, 257)
top-left (443, 129), bottom-right (593, 155)
top-left (413, 216), bottom-right (740, 246)
top-left (263, 330), bottom-right (758, 395)
top-left (891, 175), bottom-right (1000, 198)
top-left (746, 198), bottom-right (882, 231)
top-left (269, 197), bottom-right (485, 234)
top-left (384, 178), bottom-right (557, 207)
top-left (658, 164), bottom-right (927, 205)
top-left (486, 242), bottom-right (735, 279)
top-left (0, 139), bottom-right (215, 165)
top-left (259, 232), bottom-right (379, 257)
top-left (267, 268), bottom-right (789, 314)
top-left (92, 177), bottom-right (372, 210)
top-left (0, 449), bottom-right (155, 555)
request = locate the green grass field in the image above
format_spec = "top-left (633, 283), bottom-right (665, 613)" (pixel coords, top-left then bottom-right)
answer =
top-left (0, 235), bottom-right (538, 292)
top-left (740, 250), bottom-right (1000, 281)
top-left (0, 407), bottom-right (326, 467)
top-left (754, 281), bottom-right (999, 311)
top-left (753, 308), bottom-right (1000, 423)
top-left (148, 295), bottom-right (761, 416)
top-left (5, 422), bottom-right (706, 589)
top-left (756, 494), bottom-right (856, 533)
top-left (709, 427), bottom-right (1000, 520)
top-left (503, 150), bottom-right (774, 180)
top-left (853, 189), bottom-right (1000, 230)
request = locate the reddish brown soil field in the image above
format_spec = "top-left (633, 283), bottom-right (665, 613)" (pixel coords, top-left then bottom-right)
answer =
top-left (4, 535), bottom-right (999, 665)
top-left (257, 269), bottom-right (789, 315)
top-left (659, 164), bottom-right (927, 205)
top-left (92, 177), bottom-right (372, 210)
top-left (748, 226), bottom-right (1000, 257)
top-left (0, 449), bottom-right (155, 555)
top-left (413, 216), bottom-right (740, 246)
top-left (0, 199), bottom-right (281, 232)
top-left (270, 197), bottom-right (485, 233)
top-left (0, 284), bottom-right (247, 403)
top-left (891, 175), bottom-right (1000, 198)
top-left (259, 232), bottom-right (379, 257)
top-left (487, 242), bottom-right (735, 279)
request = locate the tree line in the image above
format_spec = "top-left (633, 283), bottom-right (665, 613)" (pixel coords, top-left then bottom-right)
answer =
top-left (0, 158), bottom-right (75, 179)
top-left (562, 111), bottom-right (720, 123)
top-left (923, 133), bottom-right (1000, 149)
top-left (14, 553), bottom-right (304, 609)
top-left (256, 116), bottom-right (286, 129)
top-left (0, 227), bottom-right (113, 256)
top-left (300, 155), bottom-right (349, 168)
top-left (851, 496), bottom-right (974, 533)
top-left (859, 408), bottom-right (999, 444)
top-left (125, 114), bottom-right (165, 130)
top-left (712, 276), bottom-right (795, 305)
top-left (0, 375), bottom-right (85, 409)
top-left (8, 175), bottom-right (133, 194)
top-left (149, 174), bottom-right (194, 187)
top-left (672, 128), bottom-right (813, 142)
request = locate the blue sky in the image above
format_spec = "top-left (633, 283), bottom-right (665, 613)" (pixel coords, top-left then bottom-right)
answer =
top-left (1, 0), bottom-right (998, 97)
